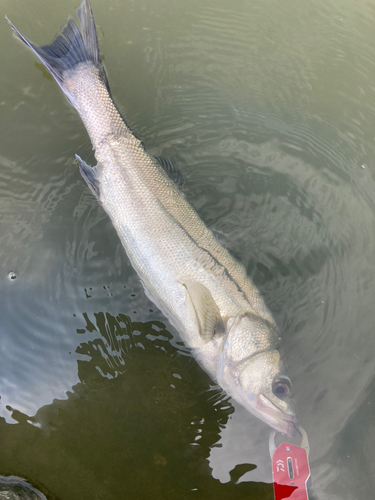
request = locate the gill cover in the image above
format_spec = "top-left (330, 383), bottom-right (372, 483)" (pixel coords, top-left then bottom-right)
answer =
top-left (217, 312), bottom-right (296, 436)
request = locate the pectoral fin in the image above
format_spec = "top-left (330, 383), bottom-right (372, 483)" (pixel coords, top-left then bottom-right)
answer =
top-left (182, 279), bottom-right (224, 342)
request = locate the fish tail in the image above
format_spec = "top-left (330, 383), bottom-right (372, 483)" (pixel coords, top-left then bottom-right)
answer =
top-left (6, 0), bottom-right (109, 107)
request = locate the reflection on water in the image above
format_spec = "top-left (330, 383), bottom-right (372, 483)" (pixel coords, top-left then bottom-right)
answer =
top-left (0, 476), bottom-right (47, 500)
top-left (1, 313), bottom-right (271, 499)
top-left (1, 0), bottom-right (375, 498)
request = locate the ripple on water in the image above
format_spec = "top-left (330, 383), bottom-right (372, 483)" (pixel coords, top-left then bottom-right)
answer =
top-left (2, 0), bottom-right (375, 497)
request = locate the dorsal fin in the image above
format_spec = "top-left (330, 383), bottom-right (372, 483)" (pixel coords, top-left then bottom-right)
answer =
top-left (155, 156), bottom-right (184, 191)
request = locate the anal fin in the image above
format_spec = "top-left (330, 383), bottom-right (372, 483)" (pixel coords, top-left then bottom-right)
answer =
top-left (76, 154), bottom-right (101, 201)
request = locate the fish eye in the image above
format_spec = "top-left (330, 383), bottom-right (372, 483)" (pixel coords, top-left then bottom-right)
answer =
top-left (272, 376), bottom-right (292, 399)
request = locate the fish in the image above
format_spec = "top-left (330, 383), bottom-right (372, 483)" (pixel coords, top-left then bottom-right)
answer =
top-left (7, 0), bottom-right (297, 436)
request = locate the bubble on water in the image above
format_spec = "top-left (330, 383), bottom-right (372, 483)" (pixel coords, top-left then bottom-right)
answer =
top-left (8, 271), bottom-right (16, 281)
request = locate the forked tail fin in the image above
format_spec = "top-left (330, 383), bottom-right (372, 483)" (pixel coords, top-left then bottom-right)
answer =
top-left (6, 0), bottom-right (109, 107)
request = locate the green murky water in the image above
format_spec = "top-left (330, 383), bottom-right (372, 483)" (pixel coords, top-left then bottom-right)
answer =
top-left (1, 0), bottom-right (375, 498)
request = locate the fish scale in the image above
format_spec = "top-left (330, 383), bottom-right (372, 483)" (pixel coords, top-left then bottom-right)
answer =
top-left (7, 0), bottom-right (297, 436)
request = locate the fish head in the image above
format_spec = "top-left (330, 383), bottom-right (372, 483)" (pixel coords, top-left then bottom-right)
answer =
top-left (217, 312), bottom-right (297, 436)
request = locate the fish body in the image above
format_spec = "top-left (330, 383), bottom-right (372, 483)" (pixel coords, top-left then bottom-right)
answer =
top-left (8, 0), bottom-right (296, 435)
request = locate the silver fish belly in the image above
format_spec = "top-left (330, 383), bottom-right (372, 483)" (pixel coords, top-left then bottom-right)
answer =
top-left (8, 0), bottom-right (297, 436)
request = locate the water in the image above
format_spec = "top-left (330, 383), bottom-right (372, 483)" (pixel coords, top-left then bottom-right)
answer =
top-left (1, 0), bottom-right (375, 498)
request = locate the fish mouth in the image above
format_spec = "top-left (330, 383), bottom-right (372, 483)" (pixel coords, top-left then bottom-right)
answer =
top-left (256, 394), bottom-right (297, 437)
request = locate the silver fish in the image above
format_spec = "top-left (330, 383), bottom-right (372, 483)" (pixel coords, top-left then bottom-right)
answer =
top-left (7, 0), bottom-right (296, 436)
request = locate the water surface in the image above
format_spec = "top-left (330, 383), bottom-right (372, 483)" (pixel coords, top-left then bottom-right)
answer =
top-left (1, 0), bottom-right (375, 498)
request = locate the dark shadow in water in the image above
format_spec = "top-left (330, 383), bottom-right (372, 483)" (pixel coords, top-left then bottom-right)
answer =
top-left (0, 312), bottom-right (274, 500)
